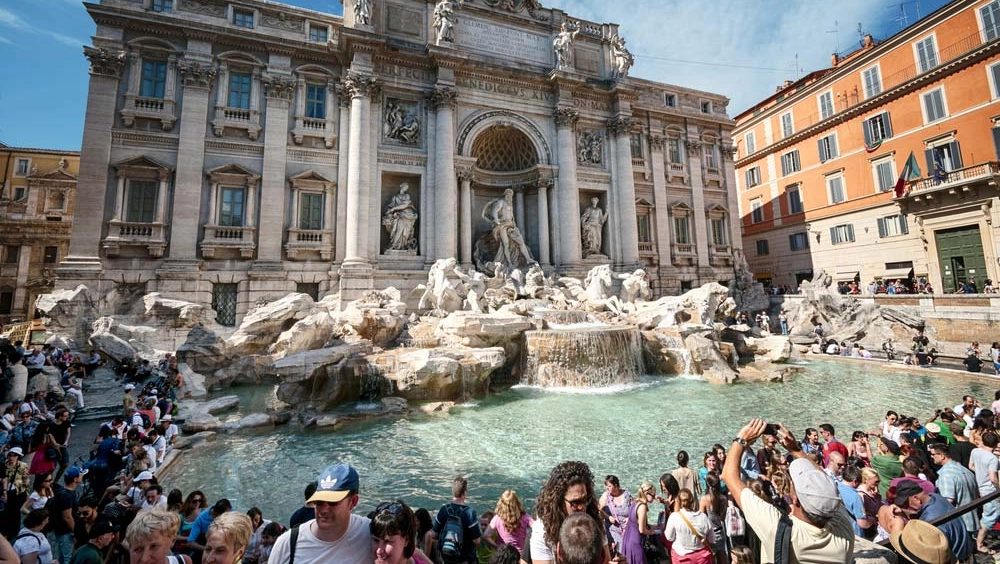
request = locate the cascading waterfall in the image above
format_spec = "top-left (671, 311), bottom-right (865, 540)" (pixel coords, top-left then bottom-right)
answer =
top-left (521, 326), bottom-right (644, 387)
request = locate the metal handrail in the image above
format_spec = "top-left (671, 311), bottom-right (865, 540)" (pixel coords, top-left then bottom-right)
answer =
top-left (877, 488), bottom-right (1000, 548)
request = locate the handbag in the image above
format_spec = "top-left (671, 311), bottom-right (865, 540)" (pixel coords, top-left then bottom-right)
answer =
top-left (725, 500), bottom-right (745, 538)
top-left (45, 446), bottom-right (59, 461)
top-left (678, 510), bottom-right (715, 555)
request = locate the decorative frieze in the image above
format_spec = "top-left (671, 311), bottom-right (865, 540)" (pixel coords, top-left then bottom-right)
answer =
top-left (177, 59), bottom-right (216, 89)
top-left (179, 0), bottom-right (226, 16)
top-left (576, 130), bottom-right (603, 166)
top-left (83, 46), bottom-right (126, 78)
top-left (261, 10), bottom-right (304, 32)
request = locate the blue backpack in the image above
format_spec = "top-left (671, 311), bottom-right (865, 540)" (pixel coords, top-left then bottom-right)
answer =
top-left (439, 504), bottom-right (465, 563)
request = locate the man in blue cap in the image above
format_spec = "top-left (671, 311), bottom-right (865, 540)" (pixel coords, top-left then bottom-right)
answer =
top-left (267, 463), bottom-right (371, 563)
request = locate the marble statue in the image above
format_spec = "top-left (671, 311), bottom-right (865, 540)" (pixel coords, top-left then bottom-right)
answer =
top-left (433, 0), bottom-right (457, 45)
top-left (475, 188), bottom-right (535, 274)
top-left (354, 0), bottom-right (372, 25)
top-left (553, 21), bottom-right (579, 70)
top-left (382, 182), bottom-right (418, 251)
top-left (610, 34), bottom-right (634, 78)
top-left (577, 131), bottom-right (602, 165)
top-left (384, 101), bottom-right (420, 144)
top-left (620, 269), bottom-right (651, 304)
top-left (580, 197), bottom-right (607, 257)
top-left (417, 258), bottom-right (464, 311)
top-left (559, 264), bottom-right (625, 313)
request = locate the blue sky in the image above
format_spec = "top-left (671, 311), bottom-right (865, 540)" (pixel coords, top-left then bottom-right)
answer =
top-left (0, 0), bottom-right (954, 151)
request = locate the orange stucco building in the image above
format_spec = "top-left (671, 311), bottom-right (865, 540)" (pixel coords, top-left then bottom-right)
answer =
top-left (733, 0), bottom-right (1000, 293)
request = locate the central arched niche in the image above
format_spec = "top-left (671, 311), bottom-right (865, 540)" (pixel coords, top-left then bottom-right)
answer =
top-left (470, 125), bottom-right (539, 172)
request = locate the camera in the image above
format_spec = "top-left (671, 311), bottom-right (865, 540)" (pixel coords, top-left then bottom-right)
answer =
top-left (763, 423), bottom-right (780, 435)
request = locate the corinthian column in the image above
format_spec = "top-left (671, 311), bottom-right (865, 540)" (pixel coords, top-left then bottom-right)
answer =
top-left (608, 116), bottom-right (639, 266)
top-left (430, 87), bottom-right (458, 260)
top-left (458, 169), bottom-right (474, 266)
top-left (554, 107), bottom-right (582, 267)
top-left (342, 72), bottom-right (380, 266)
top-left (57, 46), bottom-right (125, 280)
top-left (537, 178), bottom-right (552, 265)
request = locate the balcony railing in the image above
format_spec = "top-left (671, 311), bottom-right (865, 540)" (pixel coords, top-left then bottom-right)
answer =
top-left (121, 94), bottom-right (176, 130)
top-left (102, 220), bottom-right (167, 257)
top-left (285, 228), bottom-right (333, 260)
top-left (638, 241), bottom-right (654, 253)
top-left (201, 225), bottom-right (257, 258)
top-left (292, 115), bottom-right (336, 148)
top-left (906, 161), bottom-right (1000, 196)
top-left (212, 106), bottom-right (262, 140)
top-left (631, 157), bottom-right (646, 168)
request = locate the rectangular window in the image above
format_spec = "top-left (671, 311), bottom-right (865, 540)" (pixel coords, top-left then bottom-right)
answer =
top-left (309, 24), bottom-right (328, 42)
top-left (43, 246), bottom-right (58, 264)
top-left (818, 91), bottom-right (834, 120)
top-left (991, 62), bottom-right (1000, 98)
top-left (219, 187), bottom-right (245, 227)
top-left (922, 88), bottom-right (947, 123)
top-left (13, 187), bottom-right (24, 200)
top-left (2, 245), bottom-right (19, 264)
top-left (701, 101), bottom-right (712, 114)
top-left (745, 166), bottom-right (761, 188)
top-left (151, 0), bottom-right (173, 12)
top-left (667, 138), bottom-right (683, 164)
top-left (863, 112), bottom-right (893, 146)
top-left (827, 174), bottom-right (846, 204)
top-left (877, 214), bottom-right (909, 238)
top-left (298, 193), bottom-right (323, 230)
top-left (874, 159), bottom-right (895, 193)
top-left (0, 292), bottom-right (12, 315)
top-left (755, 240), bottom-right (769, 256)
top-left (983, 0), bottom-right (1000, 41)
top-left (789, 232), bottom-right (809, 251)
top-left (710, 218), bottom-right (727, 245)
top-left (305, 84), bottom-right (326, 119)
top-left (926, 142), bottom-right (963, 173)
top-left (233, 8), bottom-right (255, 28)
top-left (915, 36), bottom-right (938, 72)
top-left (126, 180), bottom-right (157, 223)
top-left (664, 93), bottom-right (676, 107)
top-left (630, 133), bottom-right (643, 159)
top-left (212, 283), bottom-right (238, 327)
top-left (140, 60), bottom-right (167, 99)
top-left (787, 186), bottom-right (803, 214)
top-left (780, 112), bottom-right (794, 138)
top-left (296, 282), bottom-right (320, 301)
top-left (744, 132), bottom-right (756, 155)
top-left (751, 199), bottom-right (763, 223)
top-left (637, 215), bottom-right (651, 243)
top-left (673, 216), bottom-right (690, 245)
top-left (228, 73), bottom-right (252, 109)
top-left (15, 159), bottom-right (29, 176)
top-left (817, 133), bottom-right (838, 163)
top-left (704, 144), bottom-right (718, 169)
top-left (829, 224), bottom-right (856, 244)
top-left (863, 66), bottom-right (882, 98)
top-left (780, 150), bottom-right (800, 176)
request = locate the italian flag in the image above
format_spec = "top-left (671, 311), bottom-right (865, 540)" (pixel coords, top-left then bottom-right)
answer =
top-left (893, 151), bottom-right (921, 198)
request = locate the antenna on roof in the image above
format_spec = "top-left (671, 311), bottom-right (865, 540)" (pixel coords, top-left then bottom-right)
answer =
top-left (827, 19), bottom-right (840, 55)
top-left (856, 22), bottom-right (865, 47)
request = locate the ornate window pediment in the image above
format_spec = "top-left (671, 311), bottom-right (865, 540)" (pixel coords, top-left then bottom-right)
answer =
top-left (213, 52), bottom-right (266, 140)
top-left (122, 38), bottom-right (181, 130)
top-left (104, 155), bottom-right (172, 257)
top-left (202, 163), bottom-right (259, 259)
top-left (286, 170), bottom-right (335, 260)
top-left (292, 65), bottom-right (338, 148)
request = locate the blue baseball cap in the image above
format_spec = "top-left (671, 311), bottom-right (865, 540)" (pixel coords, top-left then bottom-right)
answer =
top-left (308, 464), bottom-right (360, 504)
top-left (65, 466), bottom-right (88, 481)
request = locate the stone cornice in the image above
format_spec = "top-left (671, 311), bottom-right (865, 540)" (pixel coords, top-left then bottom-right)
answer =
top-left (84, 46), bottom-right (126, 78)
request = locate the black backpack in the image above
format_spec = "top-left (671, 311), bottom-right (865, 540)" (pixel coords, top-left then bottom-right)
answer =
top-left (439, 504), bottom-right (466, 563)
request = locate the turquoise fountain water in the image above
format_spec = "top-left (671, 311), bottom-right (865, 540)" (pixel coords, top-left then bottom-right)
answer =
top-left (159, 359), bottom-right (995, 522)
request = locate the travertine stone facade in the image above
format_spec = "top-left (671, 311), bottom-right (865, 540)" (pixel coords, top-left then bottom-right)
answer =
top-left (60, 0), bottom-right (740, 326)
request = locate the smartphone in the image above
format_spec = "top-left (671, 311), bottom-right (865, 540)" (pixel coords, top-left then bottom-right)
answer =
top-left (763, 423), bottom-right (780, 435)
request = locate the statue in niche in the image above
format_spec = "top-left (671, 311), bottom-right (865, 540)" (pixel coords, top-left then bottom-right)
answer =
top-left (474, 188), bottom-right (536, 274)
top-left (580, 196), bottom-right (607, 257)
top-left (384, 101), bottom-right (420, 144)
top-left (354, 0), bottom-right (372, 26)
top-left (382, 182), bottom-right (418, 251)
top-left (576, 131), bottom-right (603, 165)
top-left (609, 34), bottom-right (634, 79)
top-left (552, 21), bottom-right (579, 70)
top-left (433, 0), bottom-right (457, 46)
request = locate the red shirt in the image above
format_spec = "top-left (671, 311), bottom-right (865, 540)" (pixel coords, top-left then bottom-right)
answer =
top-left (822, 439), bottom-right (849, 465)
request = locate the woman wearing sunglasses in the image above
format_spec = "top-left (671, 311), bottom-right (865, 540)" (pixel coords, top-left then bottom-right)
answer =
top-left (371, 500), bottom-right (432, 564)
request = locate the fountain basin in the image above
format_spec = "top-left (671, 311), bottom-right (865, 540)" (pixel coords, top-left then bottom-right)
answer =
top-left (522, 326), bottom-right (644, 387)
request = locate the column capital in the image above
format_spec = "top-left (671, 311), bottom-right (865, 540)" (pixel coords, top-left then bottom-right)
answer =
top-left (606, 116), bottom-right (635, 136)
top-left (553, 107), bottom-right (579, 127)
top-left (83, 46), bottom-right (126, 78)
top-left (263, 74), bottom-right (296, 101)
top-left (536, 177), bottom-right (554, 190)
top-left (429, 86), bottom-right (458, 110)
top-left (720, 143), bottom-right (737, 160)
top-left (344, 72), bottom-right (381, 99)
top-left (457, 169), bottom-right (476, 182)
top-left (685, 138), bottom-right (703, 156)
top-left (649, 134), bottom-right (667, 149)
top-left (177, 59), bottom-right (216, 89)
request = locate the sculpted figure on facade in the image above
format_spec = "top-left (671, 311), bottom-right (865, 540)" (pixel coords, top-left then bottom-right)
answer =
top-left (576, 130), bottom-right (602, 165)
top-left (417, 258), bottom-right (464, 312)
top-left (384, 100), bottom-right (420, 144)
top-left (580, 196), bottom-right (607, 257)
top-left (609, 34), bottom-right (634, 79)
top-left (620, 269), bottom-right (651, 304)
top-left (552, 21), bottom-right (580, 70)
top-left (354, 0), bottom-right (372, 26)
top-left (382, 182), bottom-right (418, 251)
top-left (433, 0), bottom-right (457, 46)
top-left (475, 188), bottom-right (535, 274)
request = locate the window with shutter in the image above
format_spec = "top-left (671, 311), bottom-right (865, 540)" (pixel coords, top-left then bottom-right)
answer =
top-left (982, 0), bottom-right (1000, 41)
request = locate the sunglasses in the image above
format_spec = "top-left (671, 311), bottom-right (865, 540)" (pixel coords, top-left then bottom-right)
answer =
top-left (375, 502), bottom-right (404, 515)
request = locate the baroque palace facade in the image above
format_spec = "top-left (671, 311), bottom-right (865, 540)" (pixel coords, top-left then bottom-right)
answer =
top-left (61, 0), bottom-right (740, 325)
top-left (734, 0), bottom-right (1000, 293)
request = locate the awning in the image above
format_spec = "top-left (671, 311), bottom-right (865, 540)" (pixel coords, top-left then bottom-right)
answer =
top-left (882, 267), bottom-right (914, 279)
top-left (835, 271), bottom-right (858, 281)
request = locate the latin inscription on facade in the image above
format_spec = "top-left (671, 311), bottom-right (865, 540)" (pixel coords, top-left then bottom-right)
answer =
top-left (456, 18), bottom-right (550, 65)
top-left (457, 76), bottom-right (554, 102)
top-left (377, 63), bottom-right (434, 84)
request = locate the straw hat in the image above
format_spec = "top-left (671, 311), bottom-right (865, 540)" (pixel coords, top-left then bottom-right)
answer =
top-left (890, 520), bottom-right (950, 564)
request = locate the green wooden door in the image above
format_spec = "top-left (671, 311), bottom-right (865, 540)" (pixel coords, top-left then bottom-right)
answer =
top-left (935, 225), bottom-right (987, 293)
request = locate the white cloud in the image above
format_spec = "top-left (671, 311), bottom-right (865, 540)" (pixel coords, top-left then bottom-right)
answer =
top-left (0, 35), bottom-right (11, 45)
top-left (0, 6), bottom-right (85, 49)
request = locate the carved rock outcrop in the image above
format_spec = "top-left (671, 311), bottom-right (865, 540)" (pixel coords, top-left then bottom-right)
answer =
top-left (369, 346), bottom-right (506, 401)
top-left (227, 293), bottom-right (318, 354)
top-left (631, 283), bottom-right (734, 330)
top-left (35, 285), bottom-right (97, 347)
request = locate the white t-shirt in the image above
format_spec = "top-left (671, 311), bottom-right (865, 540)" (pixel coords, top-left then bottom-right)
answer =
top-left (268, 515), bottom-right (372, 564)
top-left (13, 528), bottom-right (52, 564)
top-left (528, 519), bottom-right (553, 561)
top-left (27, 491), bottom-right (49, 510)
top-left (142, 495), bottom-right (168, 510)
top-left (664, 509), bottom-right (716, 555)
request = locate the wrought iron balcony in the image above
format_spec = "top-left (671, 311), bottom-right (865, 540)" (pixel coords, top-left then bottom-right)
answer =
top-left (904, 161), bottom-right (1000, 200)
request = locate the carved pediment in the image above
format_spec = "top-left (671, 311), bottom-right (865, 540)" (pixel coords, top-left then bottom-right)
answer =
top-left (289, 170), bottom-right (335, 190)
top-left (113, 155), bottom-right (173, 172)
top-left (289, 170), bottom-right (333, 183)
top-left (207, 163), bottom-right (259, 182)
top-left (28, 168), bottom-right (77, 182)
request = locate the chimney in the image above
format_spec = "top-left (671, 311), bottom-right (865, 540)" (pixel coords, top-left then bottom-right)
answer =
top-left (831, 53), bottom-right (839, 66)
top-left (863, 34), bottom-right (874, 48)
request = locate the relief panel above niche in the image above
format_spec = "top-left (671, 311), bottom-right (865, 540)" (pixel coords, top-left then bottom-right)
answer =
top-left (386, 3), bottom-right (424, 39)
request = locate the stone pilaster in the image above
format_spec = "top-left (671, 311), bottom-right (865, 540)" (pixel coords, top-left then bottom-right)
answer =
top-left (649, 134), bottom-right (672, 269)
top-left (165, 59), bottom-right (216, 263)
top-left (458, 169), bottom-right (474, 266)
top-left (608, 116), bottom-right (639, 266)
top-left (255, 73), bottom-right (295, 265)
top-left (335, 84), bottom-right (351, 264)
top-left (720, 143), bottom-right (742, 252)
top-left (537, 178), bottom-right (552, 266)
top-left (342, 72), bottom-right (380, 266)
top-left (686, 136), bottom-right (710, 266)
top-left (554, 107), bottom-right (582, 267)
top-left (57, 46), bottom-right (125, 281)
top-left (430, 86), bottom-right (458, 260)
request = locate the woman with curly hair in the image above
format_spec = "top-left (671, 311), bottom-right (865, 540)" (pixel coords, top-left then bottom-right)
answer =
top-left (528, 460), bottom-right (605, 564)
top-left (482, 489), bottom-right (532, 554)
